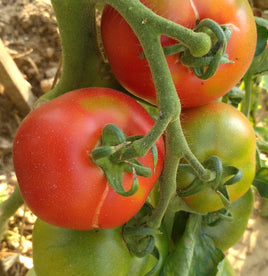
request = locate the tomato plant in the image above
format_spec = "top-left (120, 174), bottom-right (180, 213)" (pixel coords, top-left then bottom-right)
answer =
top-left (101, 0), bottom-right (256, 107)
top-left (32, 218), bottom-right (169, 276)
top-left (177, 102), bottom-right (256, 212)
top-left (13, 88), bottom-right (164, 230)
top-left (1, 0), bottom-right (264, 275)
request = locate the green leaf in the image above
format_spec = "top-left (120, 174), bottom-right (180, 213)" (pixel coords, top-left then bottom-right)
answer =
top-left (253, 168), bottom-right (268, 198)
top-left (254, 17), bottom-right (268, 57)
top-left (161, 214), bottom-right (224, 276)
top-left (247, 48), bottom-right (268, 77)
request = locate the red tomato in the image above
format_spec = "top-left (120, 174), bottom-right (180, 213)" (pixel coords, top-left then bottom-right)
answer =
top-left (101, 0), bottom-right (257, 107)
top-left (13, 88), bottom-right (164, 230)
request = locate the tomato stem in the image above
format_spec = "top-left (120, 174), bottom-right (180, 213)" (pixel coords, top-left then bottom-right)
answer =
top-left (105, 0), bottom-right (212, 57)
top-left (146, 120), bottom-right (214, 229)
top-left (104, 0), bottom-right (217, 228)
top-left (36, 0), bottom-right (120, 105)
top-left (241, 72), bottom-right (253, 117)
top-left (0, 184), bottom-right (24, 238)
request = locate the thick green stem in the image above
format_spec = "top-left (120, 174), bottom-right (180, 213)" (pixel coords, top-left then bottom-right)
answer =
top-left (38, 0), bottom-right (119, 103)
top-left (147, 121), bottom-right (181, 229)
top-left (105, 0), bottom-right (215, 164)
top-left (106, 0), bottom-right (202, 161)
top-left (146, 120), bottom-right (210, 229)
top-left (241, 72), bottom-right (252, 118)
top-left (0, 185), bottom-right (24, 238)
top-left (104, 0), bottom-right (213, 223)
top-left (32, 0), bottom-right (217, 232)
top-left (105, 0), bottom-right (211, 58)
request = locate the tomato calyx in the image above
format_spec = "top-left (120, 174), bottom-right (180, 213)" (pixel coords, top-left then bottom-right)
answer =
top-left (177, 156), bottom-right (243, 208)
top-left (180, 19), bottom-right (233, 80)
top-left (140, 18), bottom-right (233, 80)
top-left (90, 124), bottom-right (158, 197)
top-left (123, 203), bottom-right (164, 275)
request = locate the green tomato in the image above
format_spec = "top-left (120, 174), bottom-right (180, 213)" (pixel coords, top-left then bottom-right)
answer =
top-left (32, 219), bottom-right (168, 276)
top-left (177, 102), bottom-right (256, 212)
top-left (202, 187), bottom-right (254, 252)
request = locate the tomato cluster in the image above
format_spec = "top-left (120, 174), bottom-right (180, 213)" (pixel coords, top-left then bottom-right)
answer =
top-left (11, 0), bottom-right (259, 275)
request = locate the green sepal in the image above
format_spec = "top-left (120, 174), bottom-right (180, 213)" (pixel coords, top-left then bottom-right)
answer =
top-left (181, 53), bottom-right (232, 68)
top-left (222, 165), bottom-right (243, 186)
top-left (122, 203), bottom-right (167, 276)
top-left (123, 204), bottom-right (157, 258)
top-left (144, 247), bottom-right (163, 276)
top-left (96, 157), bottom-right (139, 197)
top-left (177, 178), bottom-right (208, 197)
top-left (191, 49), bottom-right (227, 80)
top-left (91, 146), bottom-right (116, 160)
top-left (124, 160), bottom-right (152, 178)
top-left (177, 156), bottom-right (243, 208)
top-left (126, 135), bottom-right (158, 172)
top-left (177, 156), bottom-right (223, 197)
top-left (180, 19), bottom-right (232, 80)
top-left (216, 189), bottom-right (231, 209)
top-left (102, 124), bottom-right (126, 146)
top-left (220, 24), bottom-right (232, 42)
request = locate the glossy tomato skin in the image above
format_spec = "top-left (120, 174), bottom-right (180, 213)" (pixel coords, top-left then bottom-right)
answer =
top-left (32, 219), bottom-right (169, 276)
top-left (13, 88), bottom-right (164, 230)
top-left (177, 102), bottom-right (256, 212)
top-left (202, 187), bottom-right (254, 252)
top-left (101, 0), bottom-right (256, 107)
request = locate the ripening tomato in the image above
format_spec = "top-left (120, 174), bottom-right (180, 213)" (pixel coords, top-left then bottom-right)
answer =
top-left (101, 0), bottom-right (257, 107)
top-left (177, 102), bottom-right (256, 212)
top-left (13, 88), bottom-right (164, 230)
